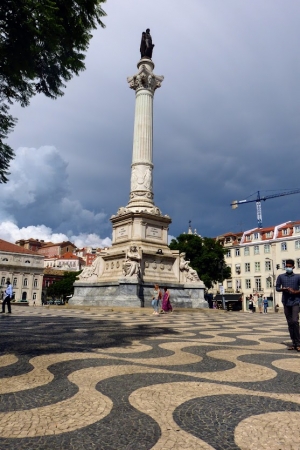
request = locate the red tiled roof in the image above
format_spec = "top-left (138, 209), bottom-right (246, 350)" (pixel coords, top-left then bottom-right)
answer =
top-left (57, 252), bottom-right (80, 260)
top-left (0, 239), bottom-right (40, 255)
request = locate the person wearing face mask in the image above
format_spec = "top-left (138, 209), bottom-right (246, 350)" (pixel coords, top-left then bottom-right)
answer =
top-left (276, 259), bottom-right (300, 351)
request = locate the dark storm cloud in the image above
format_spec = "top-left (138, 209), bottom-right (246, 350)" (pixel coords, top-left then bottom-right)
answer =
top-left (5, 0), bottom-right (300, 243)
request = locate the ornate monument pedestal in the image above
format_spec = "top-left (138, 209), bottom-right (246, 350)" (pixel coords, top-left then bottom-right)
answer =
top-left (70, 36), bottom-right (206, 308)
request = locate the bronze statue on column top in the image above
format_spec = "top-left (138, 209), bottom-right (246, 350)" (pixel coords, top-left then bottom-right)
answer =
top-left (140, 29), bottom-right (155, 59)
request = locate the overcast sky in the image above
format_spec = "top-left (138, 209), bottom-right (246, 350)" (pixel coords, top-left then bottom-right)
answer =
top-left (3, 0), bottom-right (300, 246)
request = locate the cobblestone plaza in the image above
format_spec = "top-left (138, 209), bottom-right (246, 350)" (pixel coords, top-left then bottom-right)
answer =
top-left (0, 307), bottom-right (299, 449)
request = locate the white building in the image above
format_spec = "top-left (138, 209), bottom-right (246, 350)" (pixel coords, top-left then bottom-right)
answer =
top-left (215, 221), bottom-right (300, 310)
top-left (44, 252), bottom-right (84, 271)
top-left (0, 239), bottom-right (44, 305)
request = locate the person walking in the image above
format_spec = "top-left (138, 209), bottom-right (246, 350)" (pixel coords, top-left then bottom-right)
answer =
top-left (2, 279), bottom-right (13, 314)
top-left (276, 259), bottom-right (300, 352)
top-left (161, 287), bottom-right (173, 313)
top-left (248, 295), bottom-right (253, 313)
top-left (258, 295), bottom-right (263, 313)
top-left (151, 284), bottom-right (161, 315)
top-left (263, 297), bottom-right (268, 314)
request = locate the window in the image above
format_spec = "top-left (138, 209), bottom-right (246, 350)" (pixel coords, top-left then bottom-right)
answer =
top-left (245, 279), bottom-right (251, 289)
top-left (266, 277), bottom-right (272, 288)
top-left (295, 240), bottom-right (300, 249)
top-left (255, 278), bottom-right (262, 290)
top-left (245, 263), bottom-right (250, 272)
top-left (226, 250), bottom-right (231, 258)
top-left (244, 247), bottom-right (250, 256)
top-left (235, 264), bottom-right (241, 274)
top-left (281, 242), bottom-right (287, 251)
top-left (235, 248), bottom-right (240, 256)
top-left (236, 279), bottom-right (241, 290)
top-left (13, 277), bottom-right (17, 287)
top-left (282, 260), bottom-right (286, 269)
top-left (25, 260), bottom-right (30, 264)
top-left (255, 262), bottom-right (261, 272)
top-left (266, 232), bottom-right (272, 238)
top-left (264, 244), bottom-right (270, 253)
top-left (1, 277), bottom-right (5, 286)
top-left (295, 225), bottom-right (300, 233)
top-left (33, 279), bottom-right (38, 288)
top-left (33, 293), bottom-right (37, 300)
top-left (227, 281), bottom-right (232, 289)
top-left (297, 258), bottom-right (300, 269)
top-left (265, 261), bottom-right (271, 271)
top-left (254, 233), bottom-right (259, 239)
top-left (246, 235), bottom-right (251, 241)
top-left (254, 245), bottom-right (260, 255)
top-left (23, 278), bottom-right (28, 287)
top-left (282, 229), bottom-right (288, 236)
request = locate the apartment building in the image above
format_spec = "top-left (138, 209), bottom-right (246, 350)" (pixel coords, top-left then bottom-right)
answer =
top-left (44, 252), bottom-right (84, 271)
top-left (0, 239), bottom-right (44, 305)
top-left (216, 221), bottom-right (300, 310)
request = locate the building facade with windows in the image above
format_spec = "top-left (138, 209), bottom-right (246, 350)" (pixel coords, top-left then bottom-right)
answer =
top-left (215, 221), bottom-right (300, 310)
top-left (44, 252), bottom-right (84, 271)
top-left (16, 240), bottom-right (77, 258)
top-left (0, 239), bottom-right (44, 305)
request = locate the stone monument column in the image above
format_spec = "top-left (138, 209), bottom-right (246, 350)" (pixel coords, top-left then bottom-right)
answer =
top-left (127, 58), bottom-right (164, 210)
top-left (71, 29), bottom-right (206, 309)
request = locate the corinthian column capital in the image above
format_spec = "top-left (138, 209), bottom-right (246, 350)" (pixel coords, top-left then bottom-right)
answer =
top-left (127, 58), bottom-right (164, 94)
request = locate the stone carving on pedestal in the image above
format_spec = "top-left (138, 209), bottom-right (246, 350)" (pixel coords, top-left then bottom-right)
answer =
top-left (112, 207), bottom-right (130, 217)
top-left (148, 206), bottom-right (162, 216)
top-left (131, 166), bottom-right (153, 191)
top-left (79, 256), bottom-right (102, 280)
top-left (122, 245), bottom-right (141, 278)
top-left (179, 252), bottom-right (201, 283)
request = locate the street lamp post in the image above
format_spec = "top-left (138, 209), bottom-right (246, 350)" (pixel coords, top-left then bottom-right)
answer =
top-left (265, 257), bottom-right (276, 312)
top-left (218, 261), bottom-right (226, 310)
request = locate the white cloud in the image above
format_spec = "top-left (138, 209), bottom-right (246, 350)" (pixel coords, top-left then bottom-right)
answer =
top-left (70, 233), bottom-right (112, 249)
top-left (0, 221), bottom-right (111, 248)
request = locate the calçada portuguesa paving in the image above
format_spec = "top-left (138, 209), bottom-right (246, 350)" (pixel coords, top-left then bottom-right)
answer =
top-left (0, 306), bottom-right (299, 450)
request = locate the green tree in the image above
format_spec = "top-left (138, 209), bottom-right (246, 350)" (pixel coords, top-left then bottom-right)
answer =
top-left (0, 103), bottom-right (16, 182)
top-left (0, 0), bottom-right (106, 182)
top-left (169, 234), bottom-right (231, 289)
top-left (47, 271), bottom-right (81, 301)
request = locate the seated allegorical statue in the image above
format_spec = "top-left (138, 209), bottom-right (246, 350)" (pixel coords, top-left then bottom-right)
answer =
top-left (79, 256), bottom-right (102, 280)
top-left (122, 245), bottom-right (141, 278)
top-left (179, 252), bottom-right (200, 282)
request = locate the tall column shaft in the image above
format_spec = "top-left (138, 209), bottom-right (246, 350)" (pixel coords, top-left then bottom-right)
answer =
top-left (132, 90), bottom-right (153, 164)
top-left (126, 58), bottom-right (164, 210)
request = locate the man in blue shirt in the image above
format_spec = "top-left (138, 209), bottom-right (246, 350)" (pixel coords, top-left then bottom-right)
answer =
top-left (1, 279), bottom-right (13, 314)
top-left (276, 259), bottom-right (300, 351)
